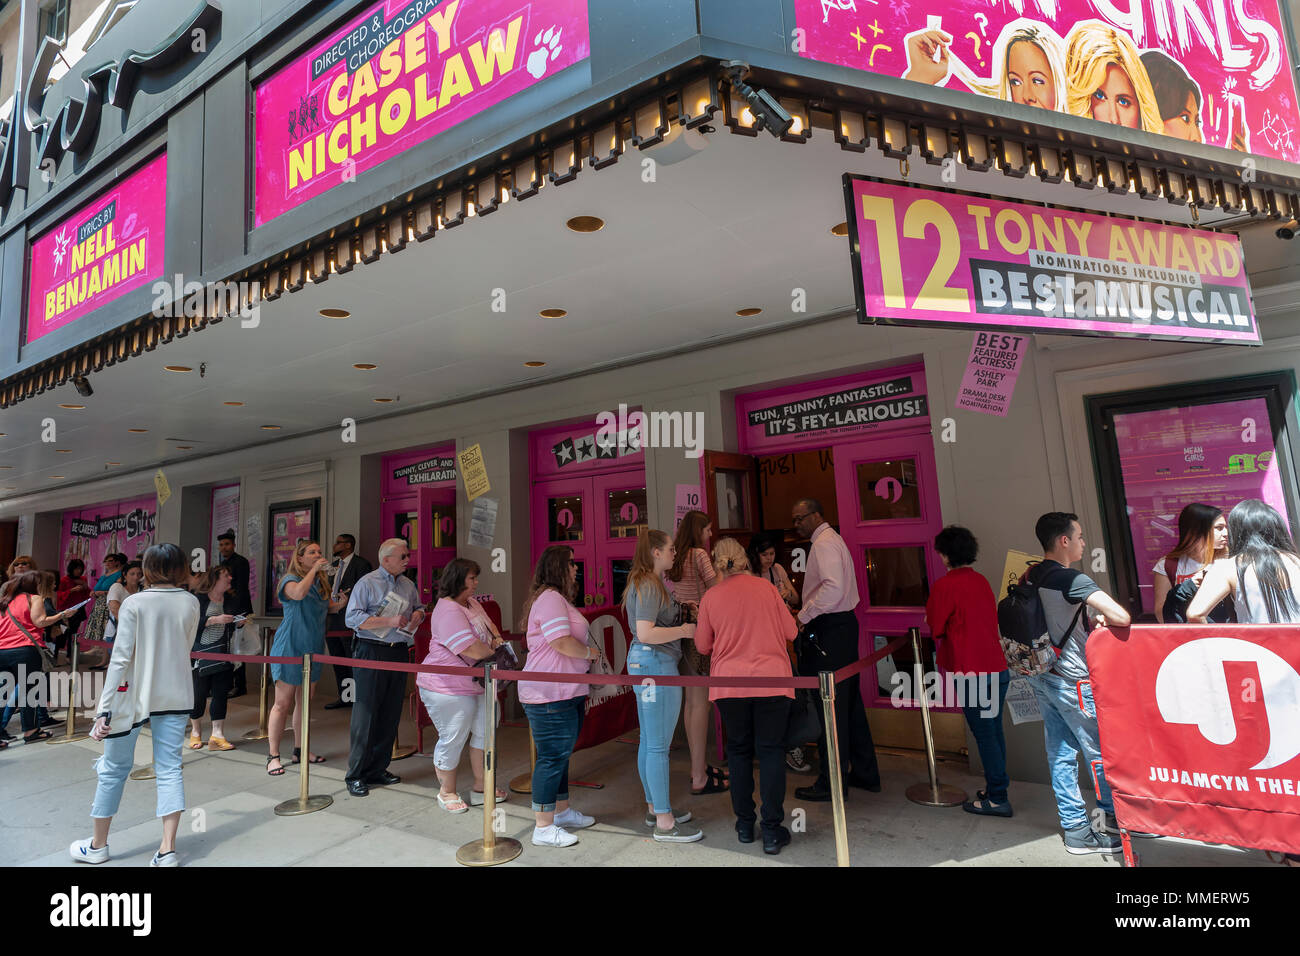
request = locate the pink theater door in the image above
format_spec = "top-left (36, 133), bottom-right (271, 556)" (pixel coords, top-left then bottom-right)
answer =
top-left (832, 433), bottom-right (964, 752)
top-left (531, 473), bottom-right (647, 609)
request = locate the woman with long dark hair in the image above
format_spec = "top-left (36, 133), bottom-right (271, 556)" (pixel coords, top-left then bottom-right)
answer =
top-left (1153, 503), bottom-right (1228, 622)
top-left (1188, 499), bottom-right (1300, 624)
top-left (73, 544), bottom-right (200, 866)
top-left (188, 566), bottom-right (242, 751)
top-left (0, 571), bottom-right (74, 746)
top-left (666, 510), bottom-right (727, 795)
top-left (518, 545), bottom-right (598, 847)
top-left (622, 529), bottom-right (702, 843)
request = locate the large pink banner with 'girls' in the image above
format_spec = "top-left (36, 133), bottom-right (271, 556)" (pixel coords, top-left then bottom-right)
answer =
top-left (26, 153), bottom-right (167, 344)
top-left (796, 1), bottom-right (1300, 164)
top-left (846, 178), bottom-right (1260, 344)
top-left (253, 0), bottom-right (591, 226)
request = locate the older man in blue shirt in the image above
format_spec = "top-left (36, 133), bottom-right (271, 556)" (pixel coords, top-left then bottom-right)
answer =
top-left (343, 539), bottom-right (426, 797)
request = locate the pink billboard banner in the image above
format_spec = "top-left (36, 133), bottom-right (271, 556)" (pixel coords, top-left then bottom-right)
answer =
top-left (795, 1), bottom-right (1300, 164)
top-left (59, 494), bottom-right (159, 589)
top-left (26, 153), bottom-right (167, 344)
top-left (956, 331), bottom-right (1028, 417)
top-left (253, 0), bottom-right (591, 226)
top-left (1114, 395), bottom-right (1289, 613)
top-left (845, 178), bottom-right (1260, 345)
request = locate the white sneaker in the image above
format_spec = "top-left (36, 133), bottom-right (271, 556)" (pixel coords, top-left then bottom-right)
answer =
top-left (553, 807), bottom-right (595, 830)
top-left (149, 850), bottom-right (178, 867)
top-left (532, 824), bottom-right (578, 847)
top-left (69, 838), bottom-right (109, 864)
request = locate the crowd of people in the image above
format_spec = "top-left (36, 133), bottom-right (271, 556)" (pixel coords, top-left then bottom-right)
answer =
top-left (4, 492), bottom-right (1295, 867)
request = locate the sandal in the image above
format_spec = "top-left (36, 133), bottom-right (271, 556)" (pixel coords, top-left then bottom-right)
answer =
top-left (962, 789), bottom-right (1014, 818)
top-left (23, 730), bottom-right (53, 743)
top-left (266, 754), bottom-right (286, 776)
top-left (468, 788), bottom-right (509, 805)
top-left (207, 736), bottom-right (235, 752)
top-left (690, 765), bottom-right (729, 795)
top-left (291, 747), bottom-right (325, 764)
top-left (437, 792), bottom-right (469, 814)
top-left (188, 734), bottom-right (203, 750)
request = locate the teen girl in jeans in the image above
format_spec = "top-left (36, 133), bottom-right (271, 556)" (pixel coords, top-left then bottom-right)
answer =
top-left (622, 529), bottom-right (703, 843)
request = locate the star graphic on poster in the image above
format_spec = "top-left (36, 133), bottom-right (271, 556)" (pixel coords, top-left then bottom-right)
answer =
top-left (597, 436), bottom-right (617, 458)
top-left (52, 227), bottom-right (71, 270)
top-left (888, 0), bottom-right (910, 18)
top-left (574, 435), bottom-right (596, 462)
top-left (553, 440), bottom-right (574, 465)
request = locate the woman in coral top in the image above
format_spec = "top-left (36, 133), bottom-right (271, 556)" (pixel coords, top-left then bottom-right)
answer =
top-left (925, 526), bottom-right (1012, 818)
top-left (694, 538), bottom-right (798, 855)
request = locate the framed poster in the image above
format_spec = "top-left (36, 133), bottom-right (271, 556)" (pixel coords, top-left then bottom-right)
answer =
top-left (1088, 372), bottom-right (1299, 618)
top-left (266, 498), bottom-right (321, 615)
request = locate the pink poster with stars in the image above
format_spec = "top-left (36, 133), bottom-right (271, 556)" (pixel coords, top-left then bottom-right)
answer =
top-left (26, 153), bottom-right (167, 344)
top-left (795, 0), bottom-right (1300, 164)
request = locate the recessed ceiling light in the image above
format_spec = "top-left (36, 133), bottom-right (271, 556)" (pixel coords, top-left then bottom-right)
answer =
top-left (539, 308), bottom-right (567, 318)
top-left (128, 428), bottom-right (148, 433)
top-left (566, 215), bottom-right (605, 233)
top-left (164, 365), bottom-right (192, 372)
top-left (524, 361), bottom-right (546, 367)
top-left (320, 308), bottom-right (350, 318)
top-left (353, 363), bottom-right (378, 370)
top-left (223, 401), bottom-right (244, 406)
top-left (736, 308), bottom-right (762, 317)
top-left (261, 425), bottom-right (281, 430)
top-left (0, 466), bottom-right (11, 470)
top-left (176, 445), bottom-right (193, 450)
top-left (59, 403), bottom-right (85, 409)
top-left (373, 397), bottom-right (394, 403)
top-left (49, 475), bottom-right (64, 479)
top-left (831, 222), bottom-right (849, 237)
top-left (56, 449), bottom-right (70, 453)
top-left (106, 461), bottom-right (121, 466)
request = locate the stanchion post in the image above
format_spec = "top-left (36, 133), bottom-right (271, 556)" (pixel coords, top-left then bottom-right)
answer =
top-left (275, 654), bottom-right (333, 816)
top-left (47, 634), bottom-right (89, 744)
top-left (243, 626), bottom-right (271, 742)
top-left (510, 730), bottom-right (535, 794)
top-left (904, 626), bottom-right (966, 808)
top-left (817, 671), bottom-right (850, 867)
top-left (458, 663), bottom-right (522, 866)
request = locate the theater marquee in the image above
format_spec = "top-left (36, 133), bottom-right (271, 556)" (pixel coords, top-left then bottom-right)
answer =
top-left (843, 177), bottom-right (1260, 346)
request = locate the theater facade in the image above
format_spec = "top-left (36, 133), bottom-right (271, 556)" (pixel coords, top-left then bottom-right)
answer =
top-left (1, 0), bottom-right (1300, 781)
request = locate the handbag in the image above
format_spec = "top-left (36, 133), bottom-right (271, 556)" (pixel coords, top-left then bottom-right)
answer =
top-left (7, 606), bottom-right (56, 673)
top-left (784, 687), bottom-right (821, 750)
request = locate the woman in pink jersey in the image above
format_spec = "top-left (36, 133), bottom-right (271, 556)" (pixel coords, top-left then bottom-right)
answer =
top-left (416, 559), bottom-right (508, 814)
top-left (518, 546), bottom-right (599, 848)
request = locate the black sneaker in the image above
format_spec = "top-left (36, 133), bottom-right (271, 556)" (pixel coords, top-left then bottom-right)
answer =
top-left (1063, 824), bottom-right (1121, 855)
top-left (1105, 813), bottom-right (1159, 839)
top-left (763, 827), bottom-right (792, 855)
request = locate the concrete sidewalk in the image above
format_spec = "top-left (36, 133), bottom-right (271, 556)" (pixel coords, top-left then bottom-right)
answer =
top-left (1, 691), bottom-right (1272, 868)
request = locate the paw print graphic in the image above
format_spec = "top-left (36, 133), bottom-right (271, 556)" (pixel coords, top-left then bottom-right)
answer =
top-left (526, 26), bottom-right (563, 79)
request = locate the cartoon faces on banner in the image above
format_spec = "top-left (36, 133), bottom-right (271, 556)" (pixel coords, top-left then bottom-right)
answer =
top-left (796, 2), bottom-right (1300, 162)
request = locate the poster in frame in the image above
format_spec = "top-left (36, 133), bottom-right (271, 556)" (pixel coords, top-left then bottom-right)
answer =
top-left (266, 498), bottom-right (321, 615)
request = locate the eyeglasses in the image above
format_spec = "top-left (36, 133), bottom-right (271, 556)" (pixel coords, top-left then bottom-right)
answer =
top-left (791, 513), bottom-right (811, 523)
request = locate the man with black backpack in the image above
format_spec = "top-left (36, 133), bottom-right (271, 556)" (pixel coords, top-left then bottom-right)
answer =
top-left (1022, 512), bottom-right (1131, 855)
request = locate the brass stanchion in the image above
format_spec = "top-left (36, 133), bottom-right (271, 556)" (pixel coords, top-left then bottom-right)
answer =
top-left (904, 626), bottom-right (966, 808)
top-left (275, 654), bottom-right (333, 816)
top-left (457, 663), bottom-right (522, 866)
top-left (392, 649), bottom-right (416, 758)
top-left (819, 670), bottom-right (851, 867)
top-left (47, 637), bottom-right (89, 744)
top-left (509, 731), bottom-right (535, 794)
top-left (242, 626), bottom-right (271, 741)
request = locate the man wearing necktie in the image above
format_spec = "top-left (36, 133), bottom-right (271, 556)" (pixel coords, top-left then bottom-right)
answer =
top-left (324, 534), bottom-right (372, 710)
top-left (343, 539), bottom-right (425, 797)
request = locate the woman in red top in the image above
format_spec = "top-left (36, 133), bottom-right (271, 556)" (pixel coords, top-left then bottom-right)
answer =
top-left (925, 526), bottom-right (1012, 818)
top-left (695, 538), bottom-right (799, 854)
top-left (0, 571), bottom-right (76, 746)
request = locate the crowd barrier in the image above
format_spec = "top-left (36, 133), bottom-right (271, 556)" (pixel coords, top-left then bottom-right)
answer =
top-left (39, 624), bottom-right (920, 866)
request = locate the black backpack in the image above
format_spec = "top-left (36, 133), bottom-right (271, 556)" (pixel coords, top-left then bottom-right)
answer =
top-left (997, 562), bottom-right (1086, 676)
top-left (1161, 556), bottom-right (1237, 624)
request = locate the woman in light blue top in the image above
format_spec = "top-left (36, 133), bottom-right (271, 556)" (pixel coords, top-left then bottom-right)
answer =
top-left (267, 540), bottom-right (346, 774)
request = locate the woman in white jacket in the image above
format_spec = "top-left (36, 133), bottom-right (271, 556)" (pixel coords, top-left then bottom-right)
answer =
top-left (70, 543), bottom-right (200, 868)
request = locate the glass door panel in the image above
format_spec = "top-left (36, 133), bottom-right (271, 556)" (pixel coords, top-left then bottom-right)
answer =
top-left (533, 477), bottom-right (596, 609)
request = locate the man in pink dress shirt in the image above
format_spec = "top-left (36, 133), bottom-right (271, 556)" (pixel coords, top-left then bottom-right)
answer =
top-left (791, 497), bottom-right (881, 800)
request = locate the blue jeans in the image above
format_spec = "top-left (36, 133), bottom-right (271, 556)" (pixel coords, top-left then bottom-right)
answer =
top-left (522, 696), bottom-right (585, 812)
top-left (961, 670), bottom-right (1011, 803)
top-left (91, 713), bottom-right (188, 819)
top-left (626, 643), bottom-right (683, 814)
top-left (1027, 672), bottom-right (1113, 831)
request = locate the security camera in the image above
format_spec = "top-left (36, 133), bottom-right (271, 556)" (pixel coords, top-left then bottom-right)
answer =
top-left (720, 60), bottom-right (793, 139)
top-left (1278, 224), bottom-right (1297, 241)
top-left (73, 374), bottom-right (93, 398)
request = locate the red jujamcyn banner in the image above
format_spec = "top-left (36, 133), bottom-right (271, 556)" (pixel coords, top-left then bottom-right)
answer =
top-left (1088, 624), bottom-right (1300, 854)
top-left (573, 605), bottom-right (636, 752)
